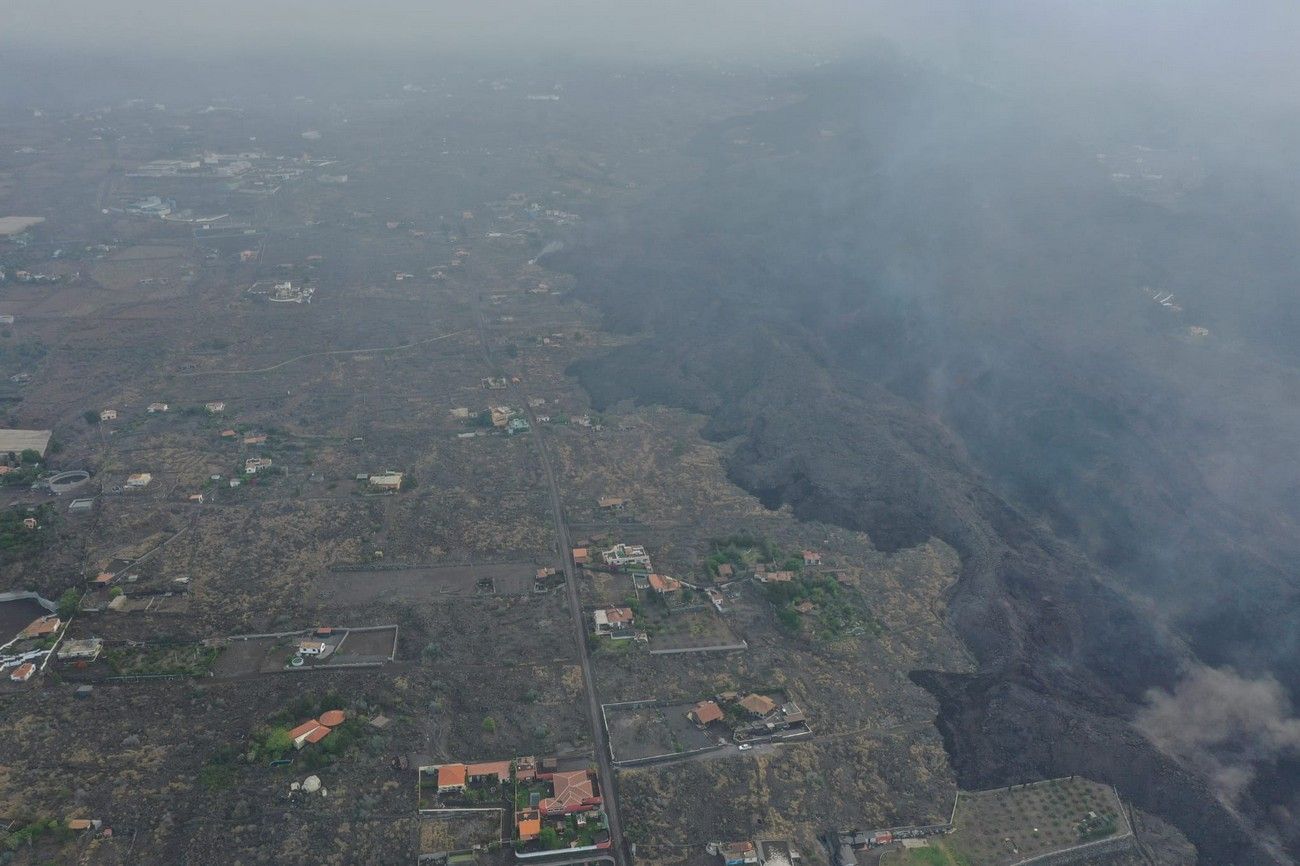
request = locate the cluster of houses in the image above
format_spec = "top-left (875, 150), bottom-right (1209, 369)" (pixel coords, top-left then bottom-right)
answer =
top-left (2, 614), bottom-right (66, 683)
top-left (712, 840), bottom-right (801, 866)
top-left (688, 692), bottom-right (811, 743)
top-left (422, 757), bottom-right (608, 850)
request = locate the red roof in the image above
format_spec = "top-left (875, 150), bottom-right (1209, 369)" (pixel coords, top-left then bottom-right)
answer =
top-left (648, 573), bottom-right (681, 592)
top-left (466, 760), bottom-right (511, 780)
top-left (305, 726), bottom-right (331, 744)
top-left (540, 770), bottom-right (596, 813)
top-left (604, 606), bottom-right (634, 624)
top-left (438, 764), bottom-right (468, 788)
top-left (691, 700), bottom-right (724, 724)
top-left (289, 720), bottom-right (323, 740)
top-left (318, 709), bottom-right (346, 727)
top-left (10, 662), bottom-right (36, 681)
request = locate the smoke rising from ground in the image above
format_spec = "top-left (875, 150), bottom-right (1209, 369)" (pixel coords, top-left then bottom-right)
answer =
top-left (1137, 666), bottom-right (1300, 803)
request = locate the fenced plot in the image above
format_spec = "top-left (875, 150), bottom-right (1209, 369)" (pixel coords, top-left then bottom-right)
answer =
top-left (312, 563), bottom-right (535, 604)
top-left (604, 702), bottom-right (718, 763)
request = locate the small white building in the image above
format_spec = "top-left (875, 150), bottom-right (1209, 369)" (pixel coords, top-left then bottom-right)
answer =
top-left (205, 401), bottom-right (226, 413)
top-left (125, 472), bottom-right (153, 489)
top-left (99, 409), bottom-right (117, 421)
top-left (147, 402), bottom-right (169, 413)
top-left (368, 471), bottom-right (403, 492)
top-left (245, 457), bottom-right (273, 474)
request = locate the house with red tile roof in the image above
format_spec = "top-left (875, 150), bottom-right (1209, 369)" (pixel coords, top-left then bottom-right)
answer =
top-left (466, 760), bottom-right (511, 784)
top-left (538, 770), bottom-right (599, 814)
top-left (647, 573), bottom-right (681, 594)
top-left (20, 615), bottom-right (60, 638)
top-left (802, 550), bottom-right (822, 566)
top-left (593, 606), bottom-right (635, 635)
top-left (10, 662), bottom-right (36, 682)
top-left (739, 694), bottom-right (778, 716)
top-left (437, 763), bottom-right (468, 792)
top-left (689, 700), bottom-right (725, 726)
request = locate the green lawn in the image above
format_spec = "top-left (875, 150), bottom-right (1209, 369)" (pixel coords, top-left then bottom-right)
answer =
top-left (880, 840), bottom-right (972, 866)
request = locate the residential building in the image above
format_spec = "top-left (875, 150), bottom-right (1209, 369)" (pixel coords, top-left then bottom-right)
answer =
top-left (437, 763), bottom-right (468, 792)
top-left (489, 406), bottom-right (513, 427)
top-left (99, 409), bottom-right (117, 421)
top-left (516, 809), bottom-right (542, 842)
top-left (125, 472), bottom-right (153, 489)
top-left (794, 600), bottom-right (816, 614)
top-left (648, 573), bottom-right (682, 594)
top-left (593, 606), bottom-right (634, 635)
top-left (601, 543), bottom-right (651, 569)
top-left (297, 640), bottom-right (327, 656)
top-left (243, 433), bottom-right (267, 445)
top-left (245, 457), bottom-right (273, 474)
top-left (759, 571), bottom-right (794, 583)
top-left (20, 615), bottom-right (61, 638)
top-left (739, 694), bottom-right (778, 716)
top-left (506, 417), bottom-right (531, 435)
top-left (147, 402), bottom-right (169, 413)
top-left (288, 719), bottom-right (331, 749)
top-left (368, 471), bottom-right (403, 491)
top-left (10, 662), bottom-right (36, 682)
top-left (466, 760), bottom-right (511, 784)
top-left (723, 842), bottom-right (759, 866)
top-left (57, 638), bottom-right (103, 661)
top-left (598, 497), bottom-right (628, 509)
top-left (689, 700), bottom-right (725, 726)
top-left (716, 563), bottom-right (734, 579)
top-left (538, 770), bottom-right (599, 814)
top-left (572, 548), bottom-right (590, 565)
top-left (205, 401), bottom-right (226, 413)
top-left (802, 550), bottom-right (822, 566)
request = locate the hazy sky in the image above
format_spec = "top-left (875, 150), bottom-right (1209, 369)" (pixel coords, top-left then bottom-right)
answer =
top-left (7, 1), bottom-right (1300, 113)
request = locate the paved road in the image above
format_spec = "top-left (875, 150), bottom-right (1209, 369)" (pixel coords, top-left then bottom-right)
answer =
top-left (475, 298), bottom-right (628, 866)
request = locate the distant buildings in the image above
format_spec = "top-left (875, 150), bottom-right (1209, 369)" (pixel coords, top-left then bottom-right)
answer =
top-left (124, 472), bottom-right (153, 489)
top-left (204, 401), bottom-right (226, 413)
top-left (147, 402), bottom-right (169, 413)
top-left (99, 409), bottom-right (117, 421)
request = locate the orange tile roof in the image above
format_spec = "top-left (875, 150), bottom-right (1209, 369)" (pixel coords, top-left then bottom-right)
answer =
top-left (739, 694), bottom-right (777, 716)
top-left (541, 770), bottom-right (595, 812)
top-left (318, 710), bottom-right (346, 727)
top-left (304, 726), bottom-right (331, 744)
top-left (691, 700), bottom-right (724, 724)
top-left (604, 606), bottom-right (634, 624)
top-left (10, 662), bottom-right (36, 681)
top-left (21, 616), bottom-right (60, 637)
top-left (466, 760), bottom-right (511, 780)
top-left (648, 573), bottom-right (681, 592)
top-left (438, 763), bottom-right (468, 788)
top-left (572, 547), bottom-right (589, 562)
top-left (288, 720), bottom-right (322, 740)
top-left (516, 811), bottom-right (541, 840)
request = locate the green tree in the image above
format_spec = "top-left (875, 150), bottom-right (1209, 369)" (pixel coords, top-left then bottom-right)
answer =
top-left (19, 449), bottom-right (40, 464)
top-left (538, 827), bottom-right (561, 850)
top-left (262, 727), bottom-right (293, 758)
top-left (482, 716), bottom-right (497, 734)
top-left (82, 409), bottom-right (99, 425)
top-left (57, 589), bottom-right (81, 619)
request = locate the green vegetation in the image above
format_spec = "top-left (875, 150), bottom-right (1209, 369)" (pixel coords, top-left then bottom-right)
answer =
top-left (0, 506), bottom-right (51, 555)
top-left (82, 409), bottom-right (99, 425)
top-left (763, 574), bottom-right (877, 641)
top-left (881, 841), bottom-right (972, 866)
top-left (56, 589), bottom-right (81, 619)
top-left (104, 643), bottom-right (221, 677)
top-left (2, 816), bottom-right (72, 852)
top-left (482, 716), bottom-right (497, 734)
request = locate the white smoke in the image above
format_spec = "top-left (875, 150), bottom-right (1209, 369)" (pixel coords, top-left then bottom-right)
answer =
top-left (1137, 666), bottom-right (1300, 803)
